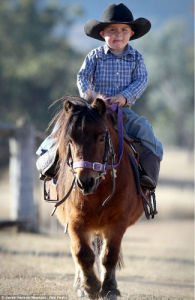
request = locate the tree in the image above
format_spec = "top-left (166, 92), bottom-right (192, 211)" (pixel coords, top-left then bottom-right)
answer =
top-left (0, 0), bottom-right (83, 130)
top-left (133, 19), bottom-right (194, 148)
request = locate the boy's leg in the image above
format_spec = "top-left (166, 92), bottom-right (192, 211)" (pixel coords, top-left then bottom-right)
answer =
top-left (134, 143), bottom-right (160, 188)
top-left (121, 107), bottom-right (163, 188)
top-left (36, 122), bottom-right (59, 179)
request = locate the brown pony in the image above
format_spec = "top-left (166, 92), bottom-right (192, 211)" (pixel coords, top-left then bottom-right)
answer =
top-left (52, 96), bottom-right (143, 299)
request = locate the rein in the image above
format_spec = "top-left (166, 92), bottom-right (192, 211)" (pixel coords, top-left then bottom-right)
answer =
top-left (44, 177), bottom-right (76, 216)
top-left (44, 101), bottom-right (158, 219)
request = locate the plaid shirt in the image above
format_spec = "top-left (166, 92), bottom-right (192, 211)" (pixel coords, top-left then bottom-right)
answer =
top-left (77, 44), bottom-right (148, 106)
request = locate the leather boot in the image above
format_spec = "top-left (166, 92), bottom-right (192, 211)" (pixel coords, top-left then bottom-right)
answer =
top-left (133, 144), bottom-right (160, 189)
top-left (140, 153), bottom-right (160, 189)
top-left (36, 146), bottom-right (58, 180)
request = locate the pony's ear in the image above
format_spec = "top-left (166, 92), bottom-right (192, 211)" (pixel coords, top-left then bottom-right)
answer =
top-left (91, 98), bottom-right (106, 116)
top-left (64, 100), bottom-right (74, 113)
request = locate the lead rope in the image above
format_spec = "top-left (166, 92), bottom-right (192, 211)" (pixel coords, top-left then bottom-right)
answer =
top-left (101, 104), bottom-right (124, 206)
top-left (102, 135), bottom-right (116, 207)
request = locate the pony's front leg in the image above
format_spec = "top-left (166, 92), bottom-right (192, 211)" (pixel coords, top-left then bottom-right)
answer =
top-left (69, 225), bottom-right (101, 299)
top-left (100, 226), bottom-right (126, 299)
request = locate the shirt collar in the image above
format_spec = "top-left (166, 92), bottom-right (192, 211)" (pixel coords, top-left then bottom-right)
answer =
top-left (103, 44), bottom-right (135, 57)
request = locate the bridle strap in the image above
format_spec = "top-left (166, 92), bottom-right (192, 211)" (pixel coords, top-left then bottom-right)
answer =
top-left (45, 103), bottom-right (124, 215)
top-left (72, 104), bottom-right (124, 172)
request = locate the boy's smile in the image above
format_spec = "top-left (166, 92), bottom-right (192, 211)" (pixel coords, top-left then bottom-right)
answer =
top-left (100, 24), bottom-right (134, 54)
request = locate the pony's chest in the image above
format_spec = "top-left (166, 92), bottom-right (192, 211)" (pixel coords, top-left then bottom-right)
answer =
top-left (69, 198), bottom-right (122, 229)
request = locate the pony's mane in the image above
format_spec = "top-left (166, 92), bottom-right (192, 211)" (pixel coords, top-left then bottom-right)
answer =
top-left (49, 96), bottom-right (105, 144)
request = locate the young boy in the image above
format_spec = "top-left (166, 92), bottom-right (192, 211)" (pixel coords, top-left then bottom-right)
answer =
top-left (77, 3), bottom-right (163, 188)
top-left (37, 3), bottom-right (163, 190)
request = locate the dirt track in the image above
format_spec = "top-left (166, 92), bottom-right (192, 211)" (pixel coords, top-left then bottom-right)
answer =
top-left (0, 219), bottom-right (194, 300)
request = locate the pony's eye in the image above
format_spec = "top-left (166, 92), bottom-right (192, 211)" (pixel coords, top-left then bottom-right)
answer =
top-left (99, 135), bottom-right (106, 143)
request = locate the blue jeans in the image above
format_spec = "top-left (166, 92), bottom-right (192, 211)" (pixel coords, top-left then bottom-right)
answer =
top-left (121, 107), bottom-right (163, 160)
top-left (36, 108), bottom-right (163, 161)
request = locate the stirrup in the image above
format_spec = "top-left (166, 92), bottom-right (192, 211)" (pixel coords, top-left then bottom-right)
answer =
top-left (44, 178), bottom-right (58, 202)
top-left (141, 188), bottom-right (158, 219)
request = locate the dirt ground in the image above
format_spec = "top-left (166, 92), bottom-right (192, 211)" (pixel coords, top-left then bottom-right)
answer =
top-left (0, 148), bottom-right (194, 299)
top-left (0, 219), bottom-right (194, 300)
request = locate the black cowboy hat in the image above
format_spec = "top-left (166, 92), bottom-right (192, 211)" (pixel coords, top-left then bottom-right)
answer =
top-left (84, 3), bottom-right (151, 41)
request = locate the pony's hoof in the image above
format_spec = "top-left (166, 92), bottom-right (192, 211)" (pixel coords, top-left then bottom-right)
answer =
top-left (101, 288), bottom-right (120, 299)
top-left (77, 288), bottom-right (86, 297)
top-left (103, 293), bottom-right (118, 300)
top-left (77, 287), bottom-right (100, 299)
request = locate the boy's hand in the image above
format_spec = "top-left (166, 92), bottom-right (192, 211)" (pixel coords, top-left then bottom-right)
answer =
top-left (107, 94), bottom-right (127, 107)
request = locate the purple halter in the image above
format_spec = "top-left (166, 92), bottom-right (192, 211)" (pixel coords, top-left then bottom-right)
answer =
top-left (72, 103), bottom-right (124, 173)
top-left (45, 101), bottom-right (125, 215)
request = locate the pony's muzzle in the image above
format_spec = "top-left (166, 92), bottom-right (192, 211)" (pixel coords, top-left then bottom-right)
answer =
top-left (75, 170), bottom-right (99, 194)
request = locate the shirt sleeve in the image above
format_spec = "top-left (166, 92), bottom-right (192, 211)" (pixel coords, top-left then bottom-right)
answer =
top-left (121, 54), bottom-right (148, 106)
top-left (77, 51), bottom-right (97, 99)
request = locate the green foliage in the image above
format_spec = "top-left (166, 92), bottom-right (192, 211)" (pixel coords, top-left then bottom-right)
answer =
top-left (134, 20), bottom-right (194, 148)
top-left (0, 2), bottom-right (193, 156)
top-left (0, 0), bottom-right (83, 130)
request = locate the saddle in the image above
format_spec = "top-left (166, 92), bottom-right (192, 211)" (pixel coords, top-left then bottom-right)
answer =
top-left (36, 135), bottom-right (157, 220)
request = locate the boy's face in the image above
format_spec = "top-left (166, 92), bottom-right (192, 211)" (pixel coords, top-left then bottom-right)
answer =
top-left (100, 24), bottom-right (134, 54)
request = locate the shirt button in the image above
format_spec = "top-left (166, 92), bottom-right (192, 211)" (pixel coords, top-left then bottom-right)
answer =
top-left (116, 72), bottom-right (119, 75)
top-left (116, 59), bottom-right (119, 63)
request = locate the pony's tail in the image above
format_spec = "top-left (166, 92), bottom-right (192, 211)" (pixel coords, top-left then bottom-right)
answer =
top-left (92, 235), bottom-right (103, 256)
top-left (92, 236), bottom-right (124, 270)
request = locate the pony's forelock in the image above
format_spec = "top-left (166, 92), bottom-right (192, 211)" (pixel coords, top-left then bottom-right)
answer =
top-left (49, 96), bottom-right (106, 146)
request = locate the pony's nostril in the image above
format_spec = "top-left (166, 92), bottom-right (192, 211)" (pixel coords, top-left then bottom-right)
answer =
top-left (88, 177), bottom-right (95, 188)
top-left (77, 176), bottom-right (96, 193)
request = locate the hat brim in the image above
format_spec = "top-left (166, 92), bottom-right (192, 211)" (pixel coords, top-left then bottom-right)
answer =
top-left (84, 18), bottom-right (151, 41)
